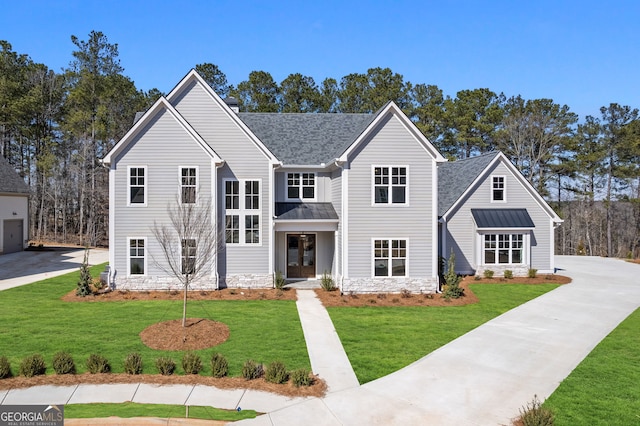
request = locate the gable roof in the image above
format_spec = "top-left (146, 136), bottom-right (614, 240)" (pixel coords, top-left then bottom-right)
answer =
top-left (339, 101), bottom-right (446, 163)
top-left (0, 156), bottom-right (29, 195)
top-left (166, 70), bottom-right (279, 164)
top-left (438, 152), bottom-right (499, 216)
top-left (439, 151), bottom-right (562, 223)
top-left (102, 96), bottom-right (222, 165)
top-left (238, 113), bottom-right (375, 165)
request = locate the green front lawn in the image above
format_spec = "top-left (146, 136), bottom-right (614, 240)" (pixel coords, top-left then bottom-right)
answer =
top-left (543, 307), bottom-right (640, 425)
top-left (328, 284), bottom-right (560, 384)
top-left (65, 402), bottom-right (257, 421)
top-left (0, 265), bottom-right (309, 376)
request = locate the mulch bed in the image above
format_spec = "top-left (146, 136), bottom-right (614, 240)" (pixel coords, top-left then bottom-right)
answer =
top-left (140, 319), bottom-right (230, 351)
top-left (0, 372), bottom-right (327, 398)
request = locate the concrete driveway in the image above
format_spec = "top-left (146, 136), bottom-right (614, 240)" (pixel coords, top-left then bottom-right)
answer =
top-left (238, 256), bottom-right (640, 425)
top-left (0, 247), bottom-right (109, 291)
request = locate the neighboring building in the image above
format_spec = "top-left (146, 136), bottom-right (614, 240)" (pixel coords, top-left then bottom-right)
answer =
top-left (102, 70), bottom-right (561, 293)
top-left (0, 156), bottom-right (29, 254)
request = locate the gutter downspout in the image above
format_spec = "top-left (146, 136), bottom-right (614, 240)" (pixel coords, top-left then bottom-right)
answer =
top-left (214, 159), bottom-right (226, 290)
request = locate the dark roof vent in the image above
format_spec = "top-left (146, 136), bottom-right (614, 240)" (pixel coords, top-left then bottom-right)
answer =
top-left (224, 97), bottom-right (239, 113)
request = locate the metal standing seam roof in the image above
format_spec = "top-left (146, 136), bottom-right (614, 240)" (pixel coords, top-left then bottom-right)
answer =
top-left (275, 203), bottom-right (339, 221)
top-left (471, 208), bottom-right (535, 228)
top-left (0, 156), bottom-right (29, 194)
top-left (438, 152), bottom-right (500, 216)
top-left (238, 113), bottom-right (377, 165)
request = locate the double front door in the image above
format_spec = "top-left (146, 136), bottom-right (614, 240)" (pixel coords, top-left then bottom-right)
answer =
top-left (287, 234), bottom-right (316, 278)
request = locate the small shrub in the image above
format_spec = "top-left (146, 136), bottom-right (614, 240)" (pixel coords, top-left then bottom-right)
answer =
top-left (517, 395), bottom-right (554, 426)
top-left (391, 298), bottom-right (400, 303)
top-left (181, 352), bottom-right (202, 375)
top-left (528, 268), bottom-right (538, 278)
top-left (76, 248), bottom-right (93, 297)
top-left (423, 293), bottom-right (434, 299)
top-left (242, 359), bottom-right (263, 380)
top-left (0, 356), bottom-right (12, 379)
top-left (210, 352), bottom-right (228, 378)
top-left (377, 293), bottom-right (386, 300)
top-left (400, 288), bottom-right (412, 298)
top-left (474, 275), bottom-right (482, 281)
top-left (274, 270), bottom-right (286, 290)
top-left (320, 271), bottom-right (336, 291)
top-left (504, 270), bottom-right (513, 279)
top-left (20, 354), bottom-right (46, 377)
top-left (290, 368), bottom-right (313, 387)
top-left (443, 250), bottom-right (464, 300)
top-left (52, 351), bottom-right (76, 375)
top-left (156, 357), bottom-right (176, 376)
top-left (264, 361), bottom-right (289, 384)
top-left (86, 354), bottom-right (110, 374)
top-left (124, 352), bottom-right (143, 375)
top-left (483, 269), bottom-right (494, 279)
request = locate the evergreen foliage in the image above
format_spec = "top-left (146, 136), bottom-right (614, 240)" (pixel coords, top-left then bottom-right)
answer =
top-left (86, 354), bottom-right (110, 374)
top-left (19, 354), bottom-right (46, 377)
top-left (181, 352), bottom-right (202, 375)
top-left (123, 352), bottom-right (143, 374)
top-left (155, 357), bottom-right (176, 375)
top-left (241, 359), bottom-right (263, 380)
top-left (0, 356), bottom-right (12, 379)
top-left (290, 368), bottom-right (313, 387)
top-left (210, 352), bottom-right (228, 378)
top-left (264, 361), bottom-right (289, 384)
top-left (76, 248), bottom-right (92, 297)
top-left (443, 251), bottom-right (464, 300)
top-left (52, 351), bottom-right (76, 374)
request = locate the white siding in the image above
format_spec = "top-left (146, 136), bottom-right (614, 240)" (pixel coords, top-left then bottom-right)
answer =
top-left (446, 161), bottom-right (554, 274)
top-left (346, 113), bottom-right (436, 281)
top-left (331, 169), bottom-right (343, 277)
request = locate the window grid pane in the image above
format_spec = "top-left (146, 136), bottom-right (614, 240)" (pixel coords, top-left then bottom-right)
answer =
top-left (129, 239), bottom-right (145, 274)
top-left (374, 166), bottom-right (406, 204)
top-left (129, 168), bottom-right (145, 204)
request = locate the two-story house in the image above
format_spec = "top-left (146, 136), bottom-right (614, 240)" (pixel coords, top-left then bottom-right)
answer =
top-left (102, 70), bottom-right (561, 293)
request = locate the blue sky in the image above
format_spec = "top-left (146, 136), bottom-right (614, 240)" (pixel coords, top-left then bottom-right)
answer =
top-left (2, 0), bottom-right (638, 119)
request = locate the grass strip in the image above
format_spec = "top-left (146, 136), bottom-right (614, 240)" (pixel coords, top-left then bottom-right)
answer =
top-left (64, 402), bottom-right (257, 421)
top-left (328, 283), bottom-right (559, 384)
top-left (543, 307), bottom-right (640, 425)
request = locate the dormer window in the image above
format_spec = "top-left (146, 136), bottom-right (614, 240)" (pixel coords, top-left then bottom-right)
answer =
top-left (491, 176), bottom-right (505, 202)
top-left (287, 172), bottom-right (315, 201)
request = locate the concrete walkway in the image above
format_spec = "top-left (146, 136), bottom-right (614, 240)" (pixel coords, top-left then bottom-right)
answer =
top-left (295, 290), bottom-right (360, 393)
top-left (237, 256), bottom-right (640, 425)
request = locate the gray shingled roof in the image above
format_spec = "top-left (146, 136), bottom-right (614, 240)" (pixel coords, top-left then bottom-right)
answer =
top-left (275, 203), bottom-right (339, 220)
top-left (438, 152), bottom-right (499, 216)
top-left (471, 208), bottom-right (535, 228)
top-left (0, 156), bottom-right (29, 194)
top-left (238, 113), bottom-right (376, 164)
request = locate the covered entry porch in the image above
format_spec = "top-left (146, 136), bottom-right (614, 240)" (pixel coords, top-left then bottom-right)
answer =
top-left (273, 203), bottom-right (338, 280)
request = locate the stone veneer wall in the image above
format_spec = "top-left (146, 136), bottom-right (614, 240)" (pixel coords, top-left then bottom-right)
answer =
top-left (113, 275), bottom-right (218, 291)
top-left (474, 265), bottom-right (529, 277)
top-left (114, 273), bottom-right (273, 291)
top-left (219, 273), bottom-right (273, 289)
top-left (342, 277), bottom-right (438, 294)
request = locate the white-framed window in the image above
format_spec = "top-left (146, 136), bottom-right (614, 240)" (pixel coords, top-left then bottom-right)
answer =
top-left (128, 237), bottom-right (146, 275)
top-left (180, 167), bottom-right (197, 204)
top-left (491, 176), bottom-right (506, 202)
top-left (286, 172), bottom-right (316, 201)
top-left (483, 233), bottom-right (524, 264)
top-left (182, 239), bottom-right (196, 275)
top-left (224, 179), bottom-right (261, 245)
top-left (128, 166), bottom-right (147, 206)
top-left (373, 239), bottom-right (407, 277)
top-left (373, 166), bottom-right (407, 204)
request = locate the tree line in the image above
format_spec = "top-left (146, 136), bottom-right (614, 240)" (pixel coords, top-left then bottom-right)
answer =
top-left (1, 31), bottom-right (638, 258)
